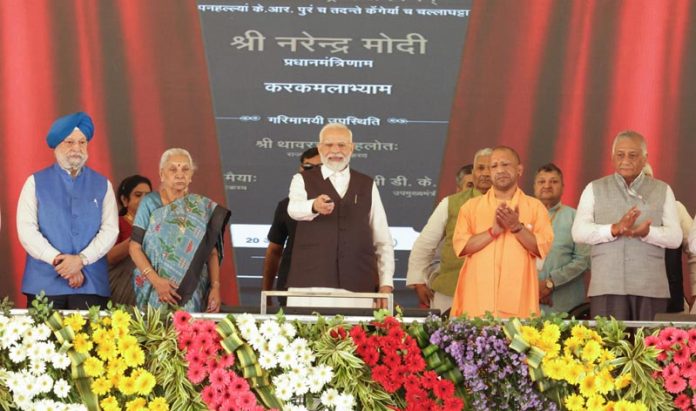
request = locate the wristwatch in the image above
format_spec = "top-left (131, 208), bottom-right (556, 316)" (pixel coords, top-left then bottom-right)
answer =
top-left (545, 278), bottom-right (554, 290)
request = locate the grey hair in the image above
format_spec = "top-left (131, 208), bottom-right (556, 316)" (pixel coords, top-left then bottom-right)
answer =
top-left (473, 148), bottom-right (493, 165)
top-left (159, 148), bottom-right (196, 172)
top-left (643, 163), bottom-right (653, 177)
top-left (612, 130), bottom-right (648, 156)
top-left (319, 122), bottom-right (353, 142)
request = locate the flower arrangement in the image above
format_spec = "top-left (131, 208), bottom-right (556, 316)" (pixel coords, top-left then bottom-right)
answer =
top-left (60, 309), bottom-right (167, 411)
top-left (350, 316), bottom-right (464, 411)
top-left (173, 310), bottom-right (267, 411)
top-left (234, 313), bottom-right (354, 410)
top-left (0, 313), bottom-right (84, 410)
top-left (646, 327), bottom-right (696, 411)
top-left (427, 315), bottom-right (554, 411)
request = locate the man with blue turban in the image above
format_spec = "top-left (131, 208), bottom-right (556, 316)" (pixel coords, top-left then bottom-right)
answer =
top-left (17, 112), bottom-right (118, 309)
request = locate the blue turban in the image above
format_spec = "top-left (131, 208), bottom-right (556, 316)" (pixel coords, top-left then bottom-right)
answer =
top-left (46, 112), bottom-right (95, 148)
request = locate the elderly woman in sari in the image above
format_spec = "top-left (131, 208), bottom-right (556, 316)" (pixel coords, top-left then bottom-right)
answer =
top-left (129, 148), bottom-right (231, 312)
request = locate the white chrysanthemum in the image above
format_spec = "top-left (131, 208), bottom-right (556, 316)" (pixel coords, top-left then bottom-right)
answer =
top-left (286, 405), bottom-right (308, 411)
top-left (280, 322), bottom-right (297, 339)
top-left (289, 366), bottom-right (309, 381)
top-left (321, 388), bottom-right (339, 407)
top-left (296, 347), bottom-right (314, 366)
top-left (53, 379), bottom-right (71, 398)
top-left (291, 376), bottom-right (309, 396)
top-left (51, 353), bottom-right (71, 370)
top-left (32, 399), bottom-right (64, 411)
top-left (259, 319), bottom-right (281, 339)
top-left (307, 373), bottom-right (325, 394)
top-left (290, 337), bottom-right (308, 352)
top-left (267, 335), bottom-right (289, 354)
top-left (22, 326), bottom-right (39, 344)
top-left (9, 345), bottom-right (27, 363)
top-left (314, 364), bottom-right (334, 385)
top-left (29, 359), bottom-right (46, 376)
top-left (5, 371), bottom-right (24, 391)
top-left (12, 392), bottom-right (32, 411)
top-left (8, 317), bottom-right (31, 337)
top-left (335, 393), bottom-right (356, 411)
top-left (235, 313), bottom-right (256, 328)
top-left (277, 348), bottom-right (298, 369)
top-left (27, 343), bottom-right (43, 361)
top-left (248, 333), bottom-right (266, 351)
top-left (0, 334), bottom-right (17, 349)
top-left (66, 405), bottom-right (88, 411)
top-left (273, 379), bottom-right (293, 401)
top-left (34, 324), bottom-right (51, 341)
top-left (0, 314), bottom-right (9, 327)
top-left (258, 352), bottom-right (278, 370)
top-left (37, 341), bottom-right (56, 358)
top-left (36, 374), bottom-right (53, 393)
top-left (22, 376), bottom-right (39, 399)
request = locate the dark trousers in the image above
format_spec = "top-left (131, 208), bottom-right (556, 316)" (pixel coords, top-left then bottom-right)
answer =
top-left (590, 294), bottom-right (668, 321)
top-left (25, 293), bottom-right (108, 310)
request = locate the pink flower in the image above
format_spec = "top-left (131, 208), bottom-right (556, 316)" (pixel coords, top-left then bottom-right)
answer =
top-left (177, 332), bottom-right (194, 352)
top-left (200, 385), bottom-right (217, 406)
top-left (675, 346), bottom-right (692, 365)
top-left (664, 364), bottom-right (682, 379)
top-left (682, 362), bottom-right (696, 378)
top-left (186, 350), bottom-right (205, 367)
top-left (666, 375), bottom-right (688, 394)
top-left (209, 368), bottom-right (231, 390)
top-left (218, 399), bottom-right (235, 411)
top-left (676, 393), bottom-right (691, 410)
top-left (229, 375), bottom-right (250, 394)
top-left (187, 363), bottom-right (207, 385)
top-left (235, 391), bottom-right (257, 408)
top-left (201, 320), bottom-right (218, 336)
top-left (645, 335), bottom-right (661, 348)
top-left (687, 329), bottom-right (696, 346)
top-left (173, 310), bottom-right (192, 329)
top-left (219, 353), bottom-right (235, 368)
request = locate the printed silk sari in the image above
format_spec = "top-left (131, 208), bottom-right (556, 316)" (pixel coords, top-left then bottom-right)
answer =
top-left (131, 193), bottom-right (230, 311)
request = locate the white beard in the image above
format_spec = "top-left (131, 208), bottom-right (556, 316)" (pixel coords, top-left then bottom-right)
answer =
top-left (320, 153), bottom-right (350, 172)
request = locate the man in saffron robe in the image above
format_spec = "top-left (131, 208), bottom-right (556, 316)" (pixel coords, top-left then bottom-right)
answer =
top-left (450, 146), bottom-right (554, 318)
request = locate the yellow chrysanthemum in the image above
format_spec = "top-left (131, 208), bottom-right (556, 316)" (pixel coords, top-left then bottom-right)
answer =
top-left (149, 397), bottom-right (169, 411)
top-left (118, 376), bottom-right (138, 396)
top-left (579, 374), bottom-right (598, 398)
top-left (92, 327), bottom-right (108, 345)
top-left (100, 396), bottom-right (120, 411)
top-left (613, 400), bottom-right (633, 411)
top-left (586, 394), bottom-right (606, 410)
top-left (123, 346), bottom-right (145, 368)
top-left (541, 322), bottom-right (561, 342)
top-left (604, 400), bottom-right (616, 411)
top-left (100, 317), bottom-right (112, 327)
top-left (91, 376), bottom-right (113, 396)
top-left (108, 358), bottom-right (128, 377)
top-left (97, 340), bottom-right (118, 361)
top-left (614, 373), bottom-right (632, 390)
top-left (135, 371), bottom-right (156, 396)
top-left (125, 397), bottom-right (147, 411)
top-left (598, 349), bottom-right (616, 364)
top-left (118, 335), bottom-right (138, 353)
top-left (73, 333), bottom-right (93, 354)
top-left (520, 326), bottom-right (540, 344)
top-left (64, 313), bottom-right (86, 332)
top-left (571, 325), bottom-right (590, 340)
top-left (595, 369), bottom-right (614, 394)
top-left (565, 336), bottom-right (583, 354)
top-left (111, 310), bottom-right (132, 330)
top-left (582, 340), bottom-right (602, 363)
top-left (84, 357), bottom-right (105, 377)
top-left (564, 362), bottom-right (584, 385)
top-left (565, 393), bottom-right (585, 411)
top-left (542, 358), bottom-right (565, 380)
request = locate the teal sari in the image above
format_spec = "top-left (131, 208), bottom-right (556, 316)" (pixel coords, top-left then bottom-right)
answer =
top-left (131, 193), bottom-right (230, 311)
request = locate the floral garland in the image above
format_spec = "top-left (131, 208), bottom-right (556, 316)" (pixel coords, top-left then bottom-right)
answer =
top-left (349, 316), bottom-right (463, 411)
top-left (647, 327), bottom-right (696, 410)
top-left (427, 315), bottom-right (554, 411)
top-left (0, 313), bottom-right (83, 410)
top-left (61, 309), bottom-right (167, 411)
top-left (234, 313), bottom-right (354, 411)
top-left (173, 310), bottom-right (267, 411)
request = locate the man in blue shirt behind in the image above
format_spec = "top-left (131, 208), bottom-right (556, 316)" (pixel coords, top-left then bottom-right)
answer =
top-left (533, 163), bottom-right (590, 314)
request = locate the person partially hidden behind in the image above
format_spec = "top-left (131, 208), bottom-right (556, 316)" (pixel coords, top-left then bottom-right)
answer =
top-left (261, 147), bottom-right (321, 306)
top-left (287, 123), bottom-right (395, 308)
top-left (129, 148), bottom-right (231, 312)
top-left (107, 175), bottom-right (152, 306)
top-left (450, 146), bottom-right (554, 318)
top-left (17, 112), bottom-right (118, 309)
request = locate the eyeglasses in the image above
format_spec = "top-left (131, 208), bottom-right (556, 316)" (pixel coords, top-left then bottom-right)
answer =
top-left (301, 163), bottom-right (322, 170)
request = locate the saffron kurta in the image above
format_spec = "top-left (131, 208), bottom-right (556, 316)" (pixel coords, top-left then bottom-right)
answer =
top-left (450, 188), bottom-right (554, 318)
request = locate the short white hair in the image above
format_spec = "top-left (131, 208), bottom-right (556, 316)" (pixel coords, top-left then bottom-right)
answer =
top-left (319, 122), bottom-right (353, 142)
top-left (159, 148), bottom-right (196, 172)
top-left (473, 148), bottom-right (493, 165)
top-left (612, 130), bottom-right (647, 156)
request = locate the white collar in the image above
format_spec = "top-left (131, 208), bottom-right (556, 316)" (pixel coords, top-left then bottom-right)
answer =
top-left (321, 164), bottom-right (350, 179)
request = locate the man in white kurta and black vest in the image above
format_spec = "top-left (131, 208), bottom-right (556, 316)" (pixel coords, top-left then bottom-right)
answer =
top-left (572, 130), bottom-right (681, 321)
top-left (287, 123), bottom-right (394, 308)
top-left (17, 112), bottom-right (118, 309)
